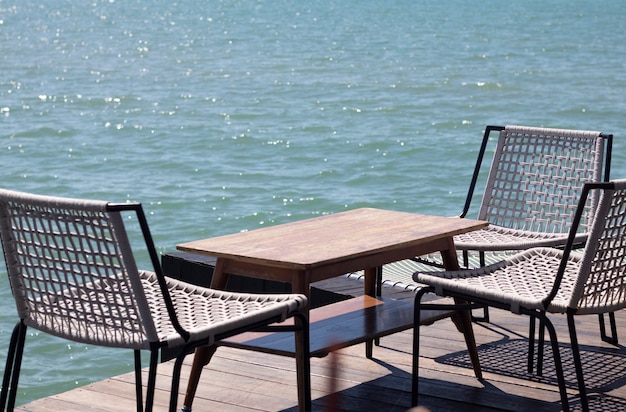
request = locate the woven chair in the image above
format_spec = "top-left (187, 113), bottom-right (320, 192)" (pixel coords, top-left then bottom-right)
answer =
top-left (0, 189), bottom-right (311, 412)
top-left (425, 126), bottom-right (614, 333)
top-left (411, 179), bottom-right (626, 412)
top-left (456, 125), bottom-right (612, 263)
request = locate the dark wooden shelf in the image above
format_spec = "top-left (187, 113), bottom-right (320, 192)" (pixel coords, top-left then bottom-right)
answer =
top-left (221, 295), bottom-right (452, 358)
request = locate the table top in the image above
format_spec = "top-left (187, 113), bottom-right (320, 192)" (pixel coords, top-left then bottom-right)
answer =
top-left (177, 208), bottom-right (487, 270)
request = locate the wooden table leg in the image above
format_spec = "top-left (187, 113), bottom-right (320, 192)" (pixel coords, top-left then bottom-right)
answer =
top-left (440, 239), bottom-right (482, 378)
top-left (293, 313), bottom-right (312, 411)
top-left (291, 271), bottom-right (310, 313)
top-left (439, 238), bottom-right (460, 272)
top-left (363, 266), bottom-right (377, 296)
top-left (210, 258), bottom-right (228, 289)
top-left (363, 267), bottom-right (377, 358)
top-left (450, 305), bottom-right (483, 379)
top-left (182, 346), bottom-right (217, 411)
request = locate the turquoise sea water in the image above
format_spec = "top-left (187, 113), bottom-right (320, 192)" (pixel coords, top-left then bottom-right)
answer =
top-left (1, 0), bottom-right (626, 406)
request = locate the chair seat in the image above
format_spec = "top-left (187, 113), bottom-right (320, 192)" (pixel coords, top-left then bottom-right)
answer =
top-left (414, 247), bottom-right (582, 314)
top-left (453, 226), bottom-right (588, 251)
top-left (33, 271), bottom-right (306, 352)
top-left (139, 271), bottom-right (307, 348)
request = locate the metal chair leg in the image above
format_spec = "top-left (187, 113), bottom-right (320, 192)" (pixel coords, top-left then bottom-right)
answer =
top-left (411, 330), bottom-right (421, 407)
top-left (144, 346), bottom-right (160, 412)
top-left (170, 345), bottom-right (192, 412)
top-left (471, 305), bottom-right (490, 322)
top-left (527, 317), bottom-right (536, 374)
top-left (6, 322), bottom-right (26, 412)
top-left (528, 312), bottom-right (552, 377)
top-left (568, 313), bottom-right (589, 411)
top-left (537, 316), bottom-right (546, 376)
top-left (540, 313), bottom-right (570, 411)
top-left (134, 350), bottom-right (143, 412)
top-left (411, 287), bottom-right (430, 407)
top-left (1, 323), bottom-right (20, 409)
top-left (1, 322), bottom-right (25, 411)
top-left (599, 312), bottom-right (618, 345)
top-left (412, 287), bottom-right (484, 407)
top-left (374, 266), bottom-right (382, 349)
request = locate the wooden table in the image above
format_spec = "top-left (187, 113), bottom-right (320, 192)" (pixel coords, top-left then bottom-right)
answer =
top-left (178, 208), bottom-right (487, 302)
top-left (177, 208), bottom-right (487, 411)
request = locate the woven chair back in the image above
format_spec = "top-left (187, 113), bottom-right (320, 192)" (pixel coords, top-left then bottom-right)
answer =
top-left (0, 189), bottom-right (158, 349)
top-left (570, 180), bottom-right (626, 313)
top-left (479, 126), bottom-right (606, 234)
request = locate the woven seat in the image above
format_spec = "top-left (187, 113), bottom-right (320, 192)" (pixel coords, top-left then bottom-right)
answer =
top-left (411, 180), bottom-right (626, 411)
top-left (454, 224), bottom-right (588, 251)
top-left (0, 189), bottom-right (311, 412)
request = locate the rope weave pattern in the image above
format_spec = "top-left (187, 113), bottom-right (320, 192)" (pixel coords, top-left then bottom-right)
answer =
top-left (0, 195), bottom-right (149, 348)
top-left (144, 272), bottom-right (306, 347)
top-left (576, 185), bottom-right (626, 313)
top-left (455, 125), bottom-right (605, 251)
top-left (415, 248), bottom-right (581, 313)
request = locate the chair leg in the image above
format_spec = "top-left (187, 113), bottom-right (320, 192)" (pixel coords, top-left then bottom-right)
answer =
top-left (293, 312), bottom-right (312, 412)
top-left (134, 350), bottom-right (143, 412)
top-left (412, 288), bottom-right (483, 407)
top-left (568, 313), bottom-right (589, 411)
top-left (1, 323), bottom-right (20, 410)
top-left (539, 313), bottom-right (570, 411)
top-left (170, 345), bottom-right (194, 412)
top-left (599, 312), bottom-right (618, 345)
top-left (7, 322), bottom-right (26, 412)
top-left (373, 266), bottom-right (382, 350)
top-left (181, 346), bottom-right (218, 412)
top-left (471, 306), bottom-right (490, 323)
top-left (527, 317), bottom-right (536, 374)
top-left (537, 316), bottom-right (546, 376)
top-left (1, 322), bottom-right (26, 412)
top-left (144, 347), bottom-right (160, 412)
top-left (411, 288), bottom-right (429, 407)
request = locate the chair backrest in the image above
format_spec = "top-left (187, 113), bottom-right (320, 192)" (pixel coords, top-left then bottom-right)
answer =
top-left (470, 125), bottom-right (612, 234)
top-left (565, 180), bottom-right (626, 314)
top-left (0, 189), bottom-right (169, 349)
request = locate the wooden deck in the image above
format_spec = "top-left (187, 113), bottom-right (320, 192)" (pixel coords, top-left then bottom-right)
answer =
top-left (15, 275), bottom-right (626, 412)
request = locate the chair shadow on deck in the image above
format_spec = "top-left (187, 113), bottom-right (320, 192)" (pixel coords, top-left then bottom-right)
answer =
top-left (280, 357), bottom-right (560, 412)
top-left (436, 334), bottom-right (626, 412)
top-left (278, 359), bottom-right (421, 412)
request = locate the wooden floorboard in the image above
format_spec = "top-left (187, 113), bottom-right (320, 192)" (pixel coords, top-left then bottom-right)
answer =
top-left (15, 275), bottom-right (626, 411)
